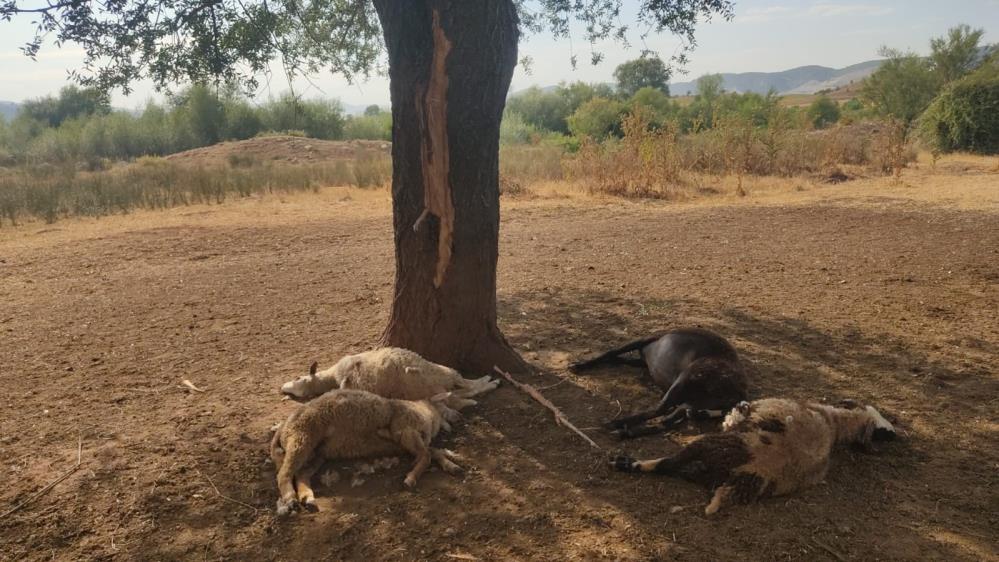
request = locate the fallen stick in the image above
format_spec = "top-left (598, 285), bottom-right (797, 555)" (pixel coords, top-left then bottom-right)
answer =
top-left (811, 537), bottom-right (846, 562)
top-left (1, 435), bottom-right (83, 520)
top-left (198, 469), bottom-right (258, 512)
top-left (181, 379), bottom-right (206, 393)
top-left (493, 366), bottom-right (601, 450)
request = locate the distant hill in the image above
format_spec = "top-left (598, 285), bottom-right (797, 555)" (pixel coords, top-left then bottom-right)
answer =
top-left (669, 60), bottom-right (884, 96)
top-left (508, 59), bottom-right (886, 99)
top-left (164, 136), bottom-right (389, 166)
top-left (0, 101), bottom-right (18, 121)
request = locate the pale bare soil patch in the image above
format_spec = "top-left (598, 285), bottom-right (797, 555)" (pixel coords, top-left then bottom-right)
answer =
top-left (1, 154), bottom-right (997, 561)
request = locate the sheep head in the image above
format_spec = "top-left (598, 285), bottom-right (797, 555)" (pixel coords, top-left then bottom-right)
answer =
top-left (280, 361), bottom-right (324, 399)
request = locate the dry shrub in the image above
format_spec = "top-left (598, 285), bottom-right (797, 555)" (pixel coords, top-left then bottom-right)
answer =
top-left (566, 112), bottom-right (686, 199)
top-left (352, 151), bottom-right (392, 188)
top-left (869, 120), bottom-right (914, 177)
top-left (567, 114), bottom-right (920, 200)
top-left (498, 175), bottom-right (527, 196)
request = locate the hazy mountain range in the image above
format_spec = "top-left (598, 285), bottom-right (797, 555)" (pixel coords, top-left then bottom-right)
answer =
top-left (0, 101), bottom-right (18, 121)
top-left (668, 59), bottom-right (884, 96)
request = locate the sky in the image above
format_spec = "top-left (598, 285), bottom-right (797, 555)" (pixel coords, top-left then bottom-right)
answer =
top-left (1, 0), bottom-right (998, 107)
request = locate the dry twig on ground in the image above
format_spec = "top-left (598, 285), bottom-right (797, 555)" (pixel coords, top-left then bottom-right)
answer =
top-left (493, 366), bottom-right (601, 450)
top-left (1, 435), bottom-right (83, 519)
top-left (198, 469), bottom-right (258, 512)
top-left (181, 379), bottom-right (207, 393)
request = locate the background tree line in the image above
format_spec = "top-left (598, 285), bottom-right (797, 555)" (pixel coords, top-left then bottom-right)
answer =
top-left (0, 85), bottom-right (391, 166)
top-left (3, 24), bottom-right (996, 169)
top-left (504, 25), bottom-right (997, 154)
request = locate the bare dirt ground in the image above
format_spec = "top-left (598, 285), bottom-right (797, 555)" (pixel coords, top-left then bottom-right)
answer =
top-left (1, 155), bottom-right (997, 561)
top-left (164, 136), bottom-right (390, 166)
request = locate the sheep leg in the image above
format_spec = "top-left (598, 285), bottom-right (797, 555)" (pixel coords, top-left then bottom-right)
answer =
top-left (277, 461), bottom-right (300, 515)
top-left (608, 403), bottom-right (688, 434)
top-left (605, 373), bottom-right (690, 430)
top-left (610, 454), bottom-right (685, 473)
top-left (705, 485), bottom-right (733, 515)
top-left (294, 458), bottom-right (322, 511)
top-left (454, 376), bottom-right (499, 398)
top-left (611, 433), bottom-right (721, 474)
top-left (689, 409), bottom-right (726, 420)
top-left (398, 430), bottom-right (432, 488)
top-left (614, 404), bottom-right (690, 439)
top-left (431, 448), bottom-right (464, 474)
top-left (276, 435), bottom-right (314, 515)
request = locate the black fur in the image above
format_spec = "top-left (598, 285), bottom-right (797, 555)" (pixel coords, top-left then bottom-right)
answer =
top-left (613, 433), bottom-right (752, 488)
top-left (579, 328), bottom-right (748, 437)
top-left (757, 417), bottom-right (786, 433)
top-left (727, 472), bottom-right (775, 504)
top-left (569, 336), bottom-right (660, 371)
top-left (610, 455), bottom-right (639, 472)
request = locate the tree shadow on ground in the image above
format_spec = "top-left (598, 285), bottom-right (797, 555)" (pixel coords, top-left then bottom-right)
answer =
top-left (114, 285), bottom-right (996, 561)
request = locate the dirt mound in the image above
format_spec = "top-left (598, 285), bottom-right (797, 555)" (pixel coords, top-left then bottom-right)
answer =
top-left (165, 136), bottom-right (390, 166)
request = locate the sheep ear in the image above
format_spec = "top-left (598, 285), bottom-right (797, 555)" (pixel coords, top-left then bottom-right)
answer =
top-left (309, 362), bottom-right (319, 377)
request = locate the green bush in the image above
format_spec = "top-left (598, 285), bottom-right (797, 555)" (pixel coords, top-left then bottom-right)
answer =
top-left (567, 97), bottom-right (627, 140)
top-left (173, 84), bottom-right (226, 146)
top-left (499, 111), bottom-right (539, 145)
top-left (920, 63), bottom-right (999, 153)
top-left (18, 86), bottom-right (110, 128)
top-left (262, 94), bottom-right (345, 140)
top-left (506, 86), bottom-right (571, 133)
top-left (344, 112), bottom-right (391, 140)
top-left (224, 100), bottom-right (264, 140)
top-left (505, 82), bottom-right (615, 134)
top-left (0, 86), bottom-right (358, 164)
top-left (807, 96), bottom-right (841, 129)
top-left (628, 87), bottom-right (681, 129)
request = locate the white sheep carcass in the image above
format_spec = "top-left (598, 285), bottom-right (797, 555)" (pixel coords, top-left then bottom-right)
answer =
top-left (271, 388), bottom-right (475, 515)
top-left (280, 347), bottom-right (498, 401)
top-left (611, 398), bottom-right (897, 515)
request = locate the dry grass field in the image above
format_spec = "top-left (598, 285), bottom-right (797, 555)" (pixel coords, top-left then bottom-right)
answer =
top-left (1, 153), bottom-right (997, 561)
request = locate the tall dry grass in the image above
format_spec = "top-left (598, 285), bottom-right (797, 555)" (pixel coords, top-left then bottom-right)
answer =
top-left (563, 114), bottom-right (916, 199)
top-left (0, 155), bottom-right (390, 226)
top-left (499, 144), bottom-right (565, 184)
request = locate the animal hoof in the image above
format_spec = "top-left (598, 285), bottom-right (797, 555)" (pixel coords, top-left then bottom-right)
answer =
top-left (276, 497), bottom-right (299, 516)
top-left (302, 497), bottom-right (319, 512)
top-left (610, 455), bottom-right (638, 472)
top-left (612, 428), bottom-right (636, 440)
top-left (403, 475), bottom-right (417, 488)
top-left (603, 418), bottom-right (630, 431)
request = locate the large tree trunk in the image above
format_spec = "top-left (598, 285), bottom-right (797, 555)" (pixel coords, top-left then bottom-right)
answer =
top-left (372, 0), bottom-right (527, 374)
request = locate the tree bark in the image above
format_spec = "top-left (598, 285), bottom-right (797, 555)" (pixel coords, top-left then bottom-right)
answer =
top-left (372, 0), bottom-right (527, 374)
